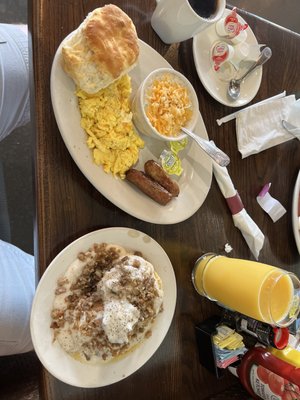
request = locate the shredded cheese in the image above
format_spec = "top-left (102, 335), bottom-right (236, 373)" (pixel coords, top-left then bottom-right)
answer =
top-left (145, 73), bottom-right (192, 137)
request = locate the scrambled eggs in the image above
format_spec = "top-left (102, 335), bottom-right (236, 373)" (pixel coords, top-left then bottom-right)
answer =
top-left (76, 75), bottom-right (144, 178)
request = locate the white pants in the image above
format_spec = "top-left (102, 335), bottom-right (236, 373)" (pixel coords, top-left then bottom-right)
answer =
top-left (0, 240), bottom-right (35, 355)
top-left (0, 24), bottom-right (30, 141)
top-left (0, 24), bottom-right (33, 356)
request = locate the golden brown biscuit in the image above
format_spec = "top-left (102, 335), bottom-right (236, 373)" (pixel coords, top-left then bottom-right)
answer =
top-left (62, 4), bottom-right (139, 93)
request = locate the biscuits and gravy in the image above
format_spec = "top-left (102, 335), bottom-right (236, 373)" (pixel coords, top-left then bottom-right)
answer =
top-left (50, 243), bottom-right (163, 363)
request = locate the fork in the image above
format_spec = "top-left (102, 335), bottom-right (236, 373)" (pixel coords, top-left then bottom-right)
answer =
top-left (181, 127), bottom-right (230, 167)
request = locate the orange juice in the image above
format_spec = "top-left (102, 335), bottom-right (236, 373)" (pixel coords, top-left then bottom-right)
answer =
top-left (192, 253), bottom-right (300, 326)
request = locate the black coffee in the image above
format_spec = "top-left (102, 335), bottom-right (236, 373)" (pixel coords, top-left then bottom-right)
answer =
top-left (188, 0), bottom-right (219, 19)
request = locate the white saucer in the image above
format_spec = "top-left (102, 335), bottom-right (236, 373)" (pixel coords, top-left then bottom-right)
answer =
top-left (193, 9), bottom-right (262, 107)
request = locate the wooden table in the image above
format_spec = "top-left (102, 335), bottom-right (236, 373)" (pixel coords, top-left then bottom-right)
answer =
top-left (29, 1), bottom-right (300, 399)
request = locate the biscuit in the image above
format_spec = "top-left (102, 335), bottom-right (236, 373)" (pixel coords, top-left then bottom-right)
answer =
top-left (62, 4), bottom-right (139, 93)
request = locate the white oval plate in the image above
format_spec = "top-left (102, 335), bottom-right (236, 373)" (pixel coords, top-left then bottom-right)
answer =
top-left (30, 227), bottom-right (177, 388)
top-left (292, 170), bottom-right (300, 254)
top-left (50, 36), bottom-right (212, 225)
top-left (193, 9), bottom-right (262, 107)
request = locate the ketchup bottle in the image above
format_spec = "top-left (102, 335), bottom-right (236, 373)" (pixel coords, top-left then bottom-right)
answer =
top-left (230, 346), bottom-right (300, 399)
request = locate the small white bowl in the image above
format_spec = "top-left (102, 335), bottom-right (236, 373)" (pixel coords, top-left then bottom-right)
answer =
top-left (132, 68), bottom-right (199, 142)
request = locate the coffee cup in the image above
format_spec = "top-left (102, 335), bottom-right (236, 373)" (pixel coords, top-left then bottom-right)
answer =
top-left (151, 0), bottom-right (226, 44)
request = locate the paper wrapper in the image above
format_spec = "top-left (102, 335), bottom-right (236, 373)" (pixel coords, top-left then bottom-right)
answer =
top-left (257, 183), bottom-right (286, 222)
top-left (213, 161), bottom-right (264, 259)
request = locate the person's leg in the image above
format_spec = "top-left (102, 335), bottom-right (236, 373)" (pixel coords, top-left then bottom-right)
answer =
top-left (0, 23), bottom-right (30, 142)
top-left (0, 240), bottom-right (35, 356)
top-left (0, 24), bottom-right (34, 357)
top-left (0, 160), bottom-right (11, 242)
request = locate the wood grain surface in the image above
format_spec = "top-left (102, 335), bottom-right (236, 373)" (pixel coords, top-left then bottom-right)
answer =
top-left (28, 1), bottom-right (300, 399)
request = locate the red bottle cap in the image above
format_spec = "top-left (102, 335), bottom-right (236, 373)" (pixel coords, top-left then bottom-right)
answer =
top-left (273, 327), bottom-right (289, 349)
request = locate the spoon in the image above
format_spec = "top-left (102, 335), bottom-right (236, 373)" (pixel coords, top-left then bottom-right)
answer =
top-left (282, 120), bottom-right (300, 140)
top-left (181, 127), bottom-right (230, 167)
top-left (228, 47), bottom-right (272, 100)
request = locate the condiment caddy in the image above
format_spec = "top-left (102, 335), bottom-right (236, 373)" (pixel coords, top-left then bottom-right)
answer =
top-left (195, 311), bottom-right (300, 399)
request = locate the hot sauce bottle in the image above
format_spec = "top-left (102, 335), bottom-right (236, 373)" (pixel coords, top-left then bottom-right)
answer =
top-left (230, 346), bottom-right (300, 399)
top-left (222, 311), bottom-right (289, 350)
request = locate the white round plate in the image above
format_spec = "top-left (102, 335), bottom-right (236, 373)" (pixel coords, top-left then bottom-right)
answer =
top-left (292, 170), bottom-right (300, 254)
top-left (193, 9), bottom-right (262, 107)
top-left (30, 227), bottom-right (177, 388)
top-left (50, 36), bottom-right (212, 225)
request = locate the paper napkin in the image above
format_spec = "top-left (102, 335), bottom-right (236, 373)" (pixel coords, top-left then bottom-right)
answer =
top-left (213, 160), bottom-right (265, 259)
top-left (285, 98), bottom-right (300, 129)
top-left (236, 94), bottom-right (297, 158)
top-left (216, 92), bottom-right (286, 126)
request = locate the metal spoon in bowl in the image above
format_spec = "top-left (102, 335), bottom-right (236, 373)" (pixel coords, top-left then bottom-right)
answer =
top-left (228, 47), bottom-right (272, 101)
top-left (181, 127), bottom-right (230, 167)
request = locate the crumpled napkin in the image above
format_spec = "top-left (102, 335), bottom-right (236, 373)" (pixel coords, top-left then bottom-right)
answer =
top-left (236, 94), bottom-right (298, 158)
top-left (213, 161), bottom-right (265, 259)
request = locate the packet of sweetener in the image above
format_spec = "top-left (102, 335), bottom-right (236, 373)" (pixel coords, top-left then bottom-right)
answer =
top-left (213, 325), bottom-right (244, 350)
top-left (213, 324), bottom-right (246, 368)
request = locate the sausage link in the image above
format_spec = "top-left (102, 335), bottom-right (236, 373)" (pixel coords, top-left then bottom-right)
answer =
top-left (126, 169), bottom-right (172, 206)
top-left (144, 160), bottom-right (180, 197)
